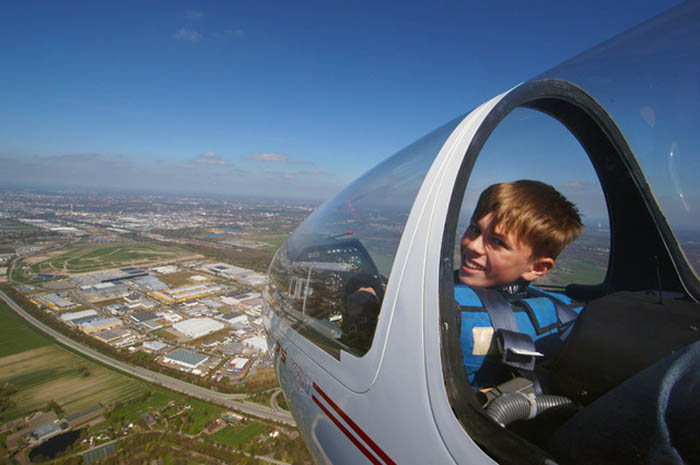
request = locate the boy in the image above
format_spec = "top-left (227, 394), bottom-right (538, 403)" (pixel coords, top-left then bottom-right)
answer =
top-left (458, 180), bottom-right (583, 292)
top-left (456, 180), bottom-right (583, 388)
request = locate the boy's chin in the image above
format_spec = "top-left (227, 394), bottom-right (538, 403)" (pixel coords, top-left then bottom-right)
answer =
top-left (458, 269), bottom-right (528, 288)
top-left (458, 270), bottom-right (492, 288)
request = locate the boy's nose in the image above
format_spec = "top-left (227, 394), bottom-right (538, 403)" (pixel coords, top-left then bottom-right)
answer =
top-left (465, 235), bottom-right (484, 255)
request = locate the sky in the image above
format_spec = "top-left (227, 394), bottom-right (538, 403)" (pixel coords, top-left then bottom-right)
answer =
top-left (0, 0), bottom-right (684, 200)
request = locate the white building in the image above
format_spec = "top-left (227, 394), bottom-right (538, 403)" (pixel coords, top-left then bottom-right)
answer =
top-left (241, 335), bottom-right (268, 352)
top-left (61, 309), bottom-right (98, 322)
top-left (152, 265), bottom-right (178, 274)
top-left (143, 340), bottom-right (167, 352)
top-left (158, 311), bottom-right (183, 323)
top-left (172, 317), bottom-right (224, 339)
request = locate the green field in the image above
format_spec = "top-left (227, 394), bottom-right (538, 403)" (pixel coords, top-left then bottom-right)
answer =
top-left (186, 398), bottom-right (224, 434)
top-left (110, 390), bottom-right (223, 435)
top-left (112, 391), bottom-right (176, 422)
top-left (0, 302), bottom-right (150, 422)
top-left (251, 234), bottom-right (290, 252)
top-left (540, 258), bottom-right (607, 287)
top-left (210, 422), bottom-right (267, 448)
top-left (0, 300), bottom-right (50, 358)
top-left (30, 243), bottom-right (192, 275)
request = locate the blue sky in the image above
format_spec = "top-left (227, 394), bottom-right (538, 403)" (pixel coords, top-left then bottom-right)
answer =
top-left (0, 0), bottom-right (683, 200)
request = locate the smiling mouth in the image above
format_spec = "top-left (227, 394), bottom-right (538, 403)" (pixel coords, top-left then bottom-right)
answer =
top-left (462, 256), bottom-right (485, 271)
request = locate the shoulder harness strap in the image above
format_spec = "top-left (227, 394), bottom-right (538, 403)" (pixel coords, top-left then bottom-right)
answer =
top-left (471, 287), bottom-right (543, 392)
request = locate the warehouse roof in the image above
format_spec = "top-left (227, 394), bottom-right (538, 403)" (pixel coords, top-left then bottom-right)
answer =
top-left (61, 309), bottom-right (98, 321)
top-left (164, 349), bottom-right (208, 368)
top-left (172, 317), bottom-right (224, 339)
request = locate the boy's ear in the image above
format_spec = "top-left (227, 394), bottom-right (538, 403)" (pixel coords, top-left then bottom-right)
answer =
top-left (520, 257), bottom-right (555, 282)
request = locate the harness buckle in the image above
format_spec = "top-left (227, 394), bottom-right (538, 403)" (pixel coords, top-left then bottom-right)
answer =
top-left (496, 329), bottom-right (543, 371)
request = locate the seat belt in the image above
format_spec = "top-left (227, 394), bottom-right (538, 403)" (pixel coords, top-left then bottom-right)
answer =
top-left (471, 287), bottom-right (544, 393)
top-left (526, 286), bottom-right (578, 339)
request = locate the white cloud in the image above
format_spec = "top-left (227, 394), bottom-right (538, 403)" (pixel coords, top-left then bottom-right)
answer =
top-left (174, 28), bottom-right (201, 42)
top-left (249, 153), bottom-right (289, 162)
top-left (193, 152), bottom-right (231, 166)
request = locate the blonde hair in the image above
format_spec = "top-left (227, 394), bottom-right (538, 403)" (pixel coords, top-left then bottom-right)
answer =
top-left (472, 180), bottom-right (583, 259)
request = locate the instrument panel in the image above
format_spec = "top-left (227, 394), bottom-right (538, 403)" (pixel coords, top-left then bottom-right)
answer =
top-left (290, 238), bottom-right (383, 314)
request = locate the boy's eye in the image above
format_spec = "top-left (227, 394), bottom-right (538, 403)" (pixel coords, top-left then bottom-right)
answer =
top-left (494, 238), bottom-right (507, 248)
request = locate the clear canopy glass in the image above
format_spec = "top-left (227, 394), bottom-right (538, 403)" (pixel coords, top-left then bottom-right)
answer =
top-left (537, 3), bottom-right (700, 277)
top-left (266, 116), bottom-right (462, 357)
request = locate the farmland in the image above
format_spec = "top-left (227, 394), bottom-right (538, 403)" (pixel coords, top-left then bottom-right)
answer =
top-left (0, 301), bottom-right (149, 422)
top-left (0, 300), bottom-right (50, 358)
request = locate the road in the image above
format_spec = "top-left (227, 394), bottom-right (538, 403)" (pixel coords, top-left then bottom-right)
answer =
top-left (0, 289), bottom-right (295, 426)
top-left (270, 389), bottom-right (288, 414)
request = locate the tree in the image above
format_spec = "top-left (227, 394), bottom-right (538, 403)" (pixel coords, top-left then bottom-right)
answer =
top-left (48, 399), bottom-right (64, 417)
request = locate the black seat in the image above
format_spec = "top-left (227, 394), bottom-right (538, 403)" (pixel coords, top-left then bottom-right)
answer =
top-left (549, 291), bottom-right (700, 404)
top-left (548, 340), bottom-right (700, 465)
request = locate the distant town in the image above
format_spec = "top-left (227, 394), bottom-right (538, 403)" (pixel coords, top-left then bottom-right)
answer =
top-left (0, 188), bottom-right (317, 464)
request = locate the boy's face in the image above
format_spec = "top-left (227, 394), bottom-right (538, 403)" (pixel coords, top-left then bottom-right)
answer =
top-left (458, 213), bottom-right (554, 288)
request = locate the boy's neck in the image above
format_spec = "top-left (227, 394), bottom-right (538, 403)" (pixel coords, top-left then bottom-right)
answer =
top-left (453, 271), bottom-right (531, 297)
top-left (491, 279), bottom-right (530, 297)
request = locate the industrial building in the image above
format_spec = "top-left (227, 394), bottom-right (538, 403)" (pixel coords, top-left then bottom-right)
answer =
top-left (130, 311), bottom-right (159, 324)
top-left (219, 311), bottom-right (248, 326)
top-left (141, 320), bottom-right (163, 331)
top-left (39, 292), bottom-right (77, 310)
top-left (172, 317), bottom-right (224, 339)
top-left (152, 265), bottom-right (178, 274)
top-left (163, 349), bottom-right (208, 370)
top-left (79, 281), bottom-right (129, 300)
top-left (226, 357), bottom-right (250, 376)
top-left (70, 268), bottom-right (148, 287)
top-left (149, 283), bottom-right (225, 304)
top-left (159, 311), bottom-right (182, 323)
top-left (61, 309), bottom-right (98, 322)
top-left (80, 317), bottom-right (122, 334)
top-left (238, 296), bottom-right (263, 314)
top-left (124, 293), bottom-right (156, 309)
top-left (219, 342), bottom-right (245, 354)
top-left (106, 303), bottom-right (130, 315)
top-left (130, 274), bottom-right (168, 291)
top-left (93, 329), bottom-right (126, 344)
top-left (202, 262), bottom-right (266, 287)
top-left (241, 335), bottom-right (268, 352)
top-left (143, 340), bottom-right (167, 352)
top-left (70, 315), bottom-right (101, 326)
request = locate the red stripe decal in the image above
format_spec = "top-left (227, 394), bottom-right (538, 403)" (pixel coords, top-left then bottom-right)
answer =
top-left (313, 383), bottom-right (396, 465)
top-left (313, 395), bottom-right (382, 465)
